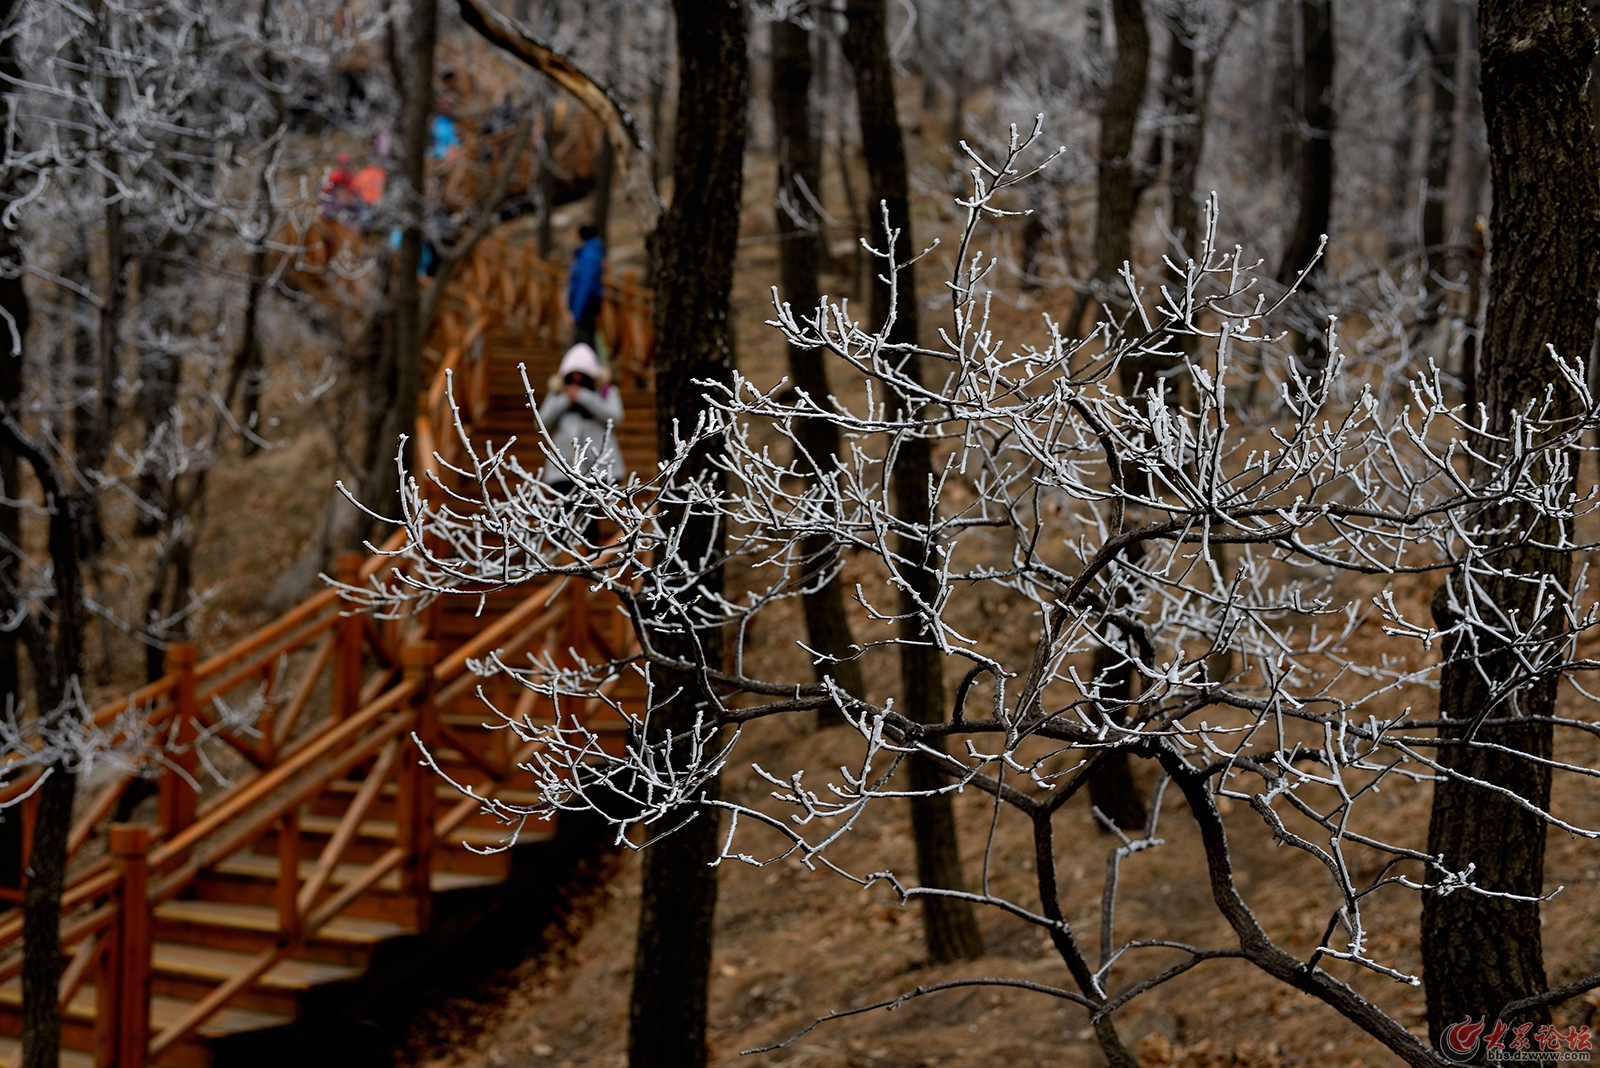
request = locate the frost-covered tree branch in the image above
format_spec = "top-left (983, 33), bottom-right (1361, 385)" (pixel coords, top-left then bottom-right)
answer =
top-left (367, 120), bottom-right (1600, 1066)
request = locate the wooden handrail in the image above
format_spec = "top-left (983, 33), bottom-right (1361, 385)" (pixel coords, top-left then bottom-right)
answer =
top-left (148, 681), bottom-right (418, 875)
top-left (193, 589), bottom-right (341, 685)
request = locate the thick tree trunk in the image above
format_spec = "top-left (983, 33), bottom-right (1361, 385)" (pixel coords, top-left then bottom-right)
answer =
top-left (1163, 5), bottom-right (1200, 262)
top-left (388, 0), bottom-right (439, 497)
top-left (591, 6), bottom-right (622, 245)
top-left (1274, 0), bottom-right (1335, 381)
top-left (1421, 0), bottom-right (1460, 313)
top-left (1278, 3), bottom-right (1335, 322)
top-left (0, 0), bottom-right (23, 738)
top-left (21, 767), bottom-right (75, 1068)
top-left (1389, 5), bottom-right (1422, 258)
top-left (841, 0), bottom-right (984, 967)
top-left (772, 16), bottom-right (864, 728)
top-left (629, 5), bottom-right (746, 1068)
top-left (16, 473), bottom-right (86, 1068)
top-left (1422, 0), bottom-right (1600, 1041)
top-left (1087, 0), bottom-right (1150, 328)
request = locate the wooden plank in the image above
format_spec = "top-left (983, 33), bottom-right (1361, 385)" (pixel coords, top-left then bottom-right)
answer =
top-left (212, 854), bottom-right (501, 894)
top-left (433, 599), bottom-right (569, 709)
top-left (66, 773), bottom-right (131, 859)
top-left (272, 630), bottom-right (334, 752)
top-left (151, 901), bottom-right (408, 945)
top-left (150, 942), bottom-right (361, 990)
top-left (193, 590), bottom-right (340, 686)
top-left (195, 610), bottom-right (338, 710)
top-left (56, 932), bottom-right (97, 1012)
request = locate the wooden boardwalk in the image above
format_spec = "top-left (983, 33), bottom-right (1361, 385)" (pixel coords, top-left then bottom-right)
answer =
top-left (0, 236), bottom-right (655, 1067)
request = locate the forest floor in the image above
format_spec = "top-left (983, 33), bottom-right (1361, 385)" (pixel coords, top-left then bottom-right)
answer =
top-left (386, 710), bottom-right (1600, 1068)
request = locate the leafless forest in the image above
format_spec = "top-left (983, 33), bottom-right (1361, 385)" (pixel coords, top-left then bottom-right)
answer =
top-left (0, 1), bottom-right (1598, 1067)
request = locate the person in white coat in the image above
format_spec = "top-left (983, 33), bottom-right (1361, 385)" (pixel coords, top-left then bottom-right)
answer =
top-left (538, 343), bottom-right (624, 547)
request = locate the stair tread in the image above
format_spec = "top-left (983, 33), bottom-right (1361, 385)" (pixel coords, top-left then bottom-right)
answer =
top-left (0, 979), bottom-right (291, 1036)
top-left (152, 942), bottom-right (363, 990)
top-left (153, 900), bottom-right (412, 944)
top-left (297, 813), bottom-right (551, 848)
top-left (0, 1035), bottom-right (94, 1068)
top-left (211, 853), bottom-right (503, 893)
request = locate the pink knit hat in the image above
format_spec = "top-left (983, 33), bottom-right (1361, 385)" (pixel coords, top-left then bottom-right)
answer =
top-left (558, 343), bottom-right (602, 380)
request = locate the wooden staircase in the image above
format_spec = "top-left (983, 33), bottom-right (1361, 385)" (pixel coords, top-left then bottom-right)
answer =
top-left (0, 237), bottom-right (655, 1067)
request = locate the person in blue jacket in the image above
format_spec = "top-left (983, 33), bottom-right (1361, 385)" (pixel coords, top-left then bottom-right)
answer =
top-left (567, 224), bottom-right (605, 348)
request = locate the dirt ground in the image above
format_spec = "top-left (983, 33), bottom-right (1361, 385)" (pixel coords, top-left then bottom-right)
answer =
top-left (387, 704), bottom-right (1599, 1068)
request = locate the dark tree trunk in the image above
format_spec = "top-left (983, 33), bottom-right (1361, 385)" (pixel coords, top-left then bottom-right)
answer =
top-left (592, 8), bottom-right (622, 245)
top-left (629, 5), bottom-right (747, 1068)
top-left (593, 130), bottom-right (616, 243)
top-left (772, 16), bottom-right (864, 728)
top-left (9, 17), bottom-right (90, 1058)
top-left (841, 0), bottom-right (984, 966)
top-left (0, 434), bottom-right (88, 1068)
top-left (21, 768), bottom-right (76, 1068)
top-left (1087, 638), bottom-right (1148, 832)
top-left (1277, 0), bottom-right (1337, 275)
top-left (538, 103), bottom-right (558, 259)
top-left (1422, 0), bottom-right (1600, 1042)
top-left (387, 0), bottom-right (439, 501)
top-left (1421, 0), bottom-right (1461, 312)
top-left (0, 0), bottom-right (22, 733)
top-left (1275, 0), bottom-right (1335, 378)
top-left (946, 0), bottom-right (970, 149)
top-left (1163, 5), bottom-right (1200, 262)
top-left (1389, 4), bottom-right (1422, 258)
top-left (236, 0), bottom-right (285, 457)
top-left (1088, 0), bottom-right (1150, 326)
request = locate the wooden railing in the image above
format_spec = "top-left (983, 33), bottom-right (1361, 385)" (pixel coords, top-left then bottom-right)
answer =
top-left (0, 241), bottom-right (651, 1066)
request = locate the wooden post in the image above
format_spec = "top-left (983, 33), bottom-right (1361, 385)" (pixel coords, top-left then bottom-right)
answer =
top-left (333, 552), bottom-right (365, 721)
top-left (275, 809), bottom-right (300, 944)
top-left (397, 641), bottom-right (437, 931)
top-left (158, 643), bottom-right (199, 836)
top-left (109, 824), bottom-right (151, 1068)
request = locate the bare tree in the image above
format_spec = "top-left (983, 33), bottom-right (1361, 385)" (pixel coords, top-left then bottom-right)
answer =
top-left (770, 10), bottom-right (865, 727)
top-left (841, 0), bottom-right (986, 966)
top-left (368, 115), bottom-right (1600, 1065)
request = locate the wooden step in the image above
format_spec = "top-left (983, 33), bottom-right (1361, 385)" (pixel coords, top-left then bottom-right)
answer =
top-left (0, 1035), bottom-right (94, 1068)
top-left (152, 942), bottom-right (362, 991)
top-left (153, 901), bottom-right (410, 946)
top-left (0, 978), bottom-right (291, 1037)
top-left (210, 853), bottom-right (502, 894)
